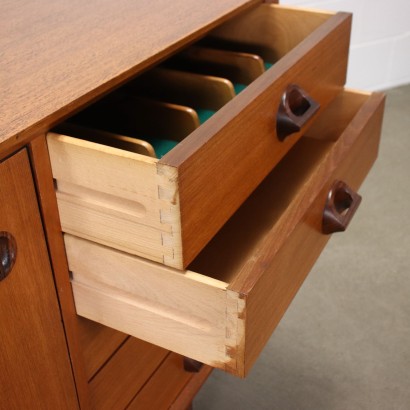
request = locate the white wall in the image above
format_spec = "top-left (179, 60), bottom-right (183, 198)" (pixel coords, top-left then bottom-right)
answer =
top-left (280, 0), bottom-right (410, 90)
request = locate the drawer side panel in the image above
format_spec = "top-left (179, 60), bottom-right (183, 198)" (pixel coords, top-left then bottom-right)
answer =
top-left (47, 133), bottom-right (183, 267)
top-left (66, 235), bottom-right (242, 369)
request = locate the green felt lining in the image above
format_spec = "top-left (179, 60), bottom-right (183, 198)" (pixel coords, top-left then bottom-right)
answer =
top-left (196, 109), bottom-right (216, 124)
top-left (145, 137), bottom-right (178, 158)
top-left (143, 62), bottom-right (274, 156)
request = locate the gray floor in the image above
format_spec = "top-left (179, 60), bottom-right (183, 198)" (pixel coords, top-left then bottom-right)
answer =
top-left (194, 85), bottom-right (410, 410)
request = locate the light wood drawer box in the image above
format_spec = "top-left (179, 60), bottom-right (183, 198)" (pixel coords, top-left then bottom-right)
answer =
top-left (63, 90), bottom-right (385, 377)
top-left (46, 5), bottom-right (351, 270)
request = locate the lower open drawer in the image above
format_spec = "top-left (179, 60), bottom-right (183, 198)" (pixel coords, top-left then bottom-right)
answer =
top-left (66, 90), bottom-right (384, 377)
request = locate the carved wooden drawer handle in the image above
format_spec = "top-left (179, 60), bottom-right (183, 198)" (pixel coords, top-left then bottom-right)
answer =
top-left (322, 181), bottom-right (362, 234)
top-left (276, 84), bottom-right (320, 141)
top-left (0, 232), bottom-right (17, 281)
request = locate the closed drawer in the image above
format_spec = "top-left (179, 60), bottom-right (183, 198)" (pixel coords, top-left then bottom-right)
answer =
top-left (47, 5), bottom-right (351, 269)
top-left (65, 90), bottom-right (385, 377)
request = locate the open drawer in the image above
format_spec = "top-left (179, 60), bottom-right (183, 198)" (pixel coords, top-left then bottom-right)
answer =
top-left (65, 90), bottom-right (385, 377)
top-left (47, 4), bottom-right (351, 269)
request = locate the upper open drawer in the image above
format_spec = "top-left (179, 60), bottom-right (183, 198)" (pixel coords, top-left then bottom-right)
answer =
top-left (66, 90), bottom-right (385, 377)
top-left (47, 5), bottom-right (352, 269)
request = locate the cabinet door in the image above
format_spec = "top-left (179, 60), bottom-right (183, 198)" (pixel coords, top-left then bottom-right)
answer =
top-left (0, 150), bottom-right (78, 409)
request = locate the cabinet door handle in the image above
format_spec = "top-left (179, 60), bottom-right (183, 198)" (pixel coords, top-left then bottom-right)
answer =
top-left (276, 84), bottom-right (320, 141)
top-left (0, 232), bottom-right (17, 281)
top-left (322, 181), bottom-right (362, 234)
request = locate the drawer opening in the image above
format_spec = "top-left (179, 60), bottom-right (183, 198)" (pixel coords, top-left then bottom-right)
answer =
top-left (55, 5), bottom-right (335, 160)
top-left (67, 90), bottom-right (383, 376)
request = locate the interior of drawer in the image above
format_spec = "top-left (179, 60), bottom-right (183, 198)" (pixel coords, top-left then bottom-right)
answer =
top-left (187, 90), bottom-right (370, 284)
top-left (54, 5), bottom-right (334, 160)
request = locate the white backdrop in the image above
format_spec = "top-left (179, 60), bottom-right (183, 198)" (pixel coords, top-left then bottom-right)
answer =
top-left (280, 0), bottom-right (410, 90)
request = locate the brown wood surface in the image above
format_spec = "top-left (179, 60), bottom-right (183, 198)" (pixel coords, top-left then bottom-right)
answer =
top-left (0, 149), bottom-right (78, 409)
top-left (169, 364), bottom-right (213, 410)
top-left (175, 46), bottom-right (265, 84)
top-left (189, 93), bottom-right (380, 288)
top-left (67, 234), bottom-right (230, 368)
top-left (243, 92), bottom-right (385, 374)
top-left (89, 337), bottom-right (168, 410)
top-left (77, 317), bottom-right (129, 380)
top-left (28, 135), bottom-right (91, 408)
top-left (161, 9), bottom-right (351, 267)
top-left (127, 353), bottom-right (194, 410)
top-left (0, 0), bottom-right (259, 157)
top-left (128, 68), bottom-right (236, 111)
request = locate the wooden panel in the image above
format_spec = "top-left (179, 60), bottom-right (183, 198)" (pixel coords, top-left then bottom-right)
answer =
top-left (89, 337), bottom-right (168, 410)
top-left (0, 0), bottom-right (260, 156)
top-left (47, 132), bottom-right (182, 267)
top-left (162, 9), bottom-right (352, 266)
top-left (242, 92), bottom-right (385, 374)
top-left (0, 149), bottom-right (78, 409)
top-left (169, 364), bottom-right (213, 410)
top-left (209, 5), bottom-right (332, 60)
top-left (128, 353), bottom-right (213, 410)
top-left (128, 353), bottom-right (190, 409)
top-left (66, 235), bottom-right (233, 368)
top-left (29, 135), bottom-right (91, 407)
top-left (77, 317), bottom-right (128, 380)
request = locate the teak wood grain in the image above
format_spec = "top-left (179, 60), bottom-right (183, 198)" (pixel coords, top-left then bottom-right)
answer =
top-left (161, 7), bottom-right (352, 266)
top-left (0, 0), bottom-right (259, 157)
top-left (77, 318), bottom-right (129, 380)
top-left (169, 364), bottom-right (213, 410)
top-left (1, 0), bottom-right (383, 407)
top-left (89, 337), bottom-right (168, 410)
top-left (0, 150), bottom-right (78, 409)
top-left (128, 353), bottom-right (212, 410)
top-left (28, 135), bottom-right (92, 408)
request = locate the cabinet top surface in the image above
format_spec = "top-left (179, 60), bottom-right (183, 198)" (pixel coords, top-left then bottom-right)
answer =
top-left (0, 0), bottom-right (258, 153)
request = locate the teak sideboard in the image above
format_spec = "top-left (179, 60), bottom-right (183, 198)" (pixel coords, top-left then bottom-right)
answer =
top-left (0, 0), bottom-right (385, 408)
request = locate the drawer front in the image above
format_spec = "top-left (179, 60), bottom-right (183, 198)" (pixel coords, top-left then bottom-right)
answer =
top-left (166, 6), bottom-right (352, 266)
top-left (47, 5), bottom-right (351, 270)
top-left (66, 91), bottom-right (385, 377)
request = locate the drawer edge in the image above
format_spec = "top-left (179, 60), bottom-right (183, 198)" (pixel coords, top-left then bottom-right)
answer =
top-left (242, 92), bottom-right (385, 375)
top-left (47, 133), bottom-right (184, 268)
top-left (163, 11), bottom-right (352, 267)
